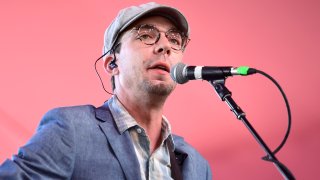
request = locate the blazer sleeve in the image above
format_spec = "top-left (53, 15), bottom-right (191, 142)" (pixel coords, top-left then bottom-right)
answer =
top-left (0, 107), bottom-right (76, 180)
top-left (206, 159), bottom-right (213, 180)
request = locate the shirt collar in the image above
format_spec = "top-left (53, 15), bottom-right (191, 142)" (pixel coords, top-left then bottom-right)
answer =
top-left (108, 95), bottom-right (174, 147)
top-left (108, 95), bottom-right (137, 134)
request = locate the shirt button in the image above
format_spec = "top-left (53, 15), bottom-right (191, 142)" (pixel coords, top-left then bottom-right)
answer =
top-left (137, 128), bottom-right (142, 133)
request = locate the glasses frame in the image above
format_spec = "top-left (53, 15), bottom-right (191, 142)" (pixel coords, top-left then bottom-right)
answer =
top-left (131, 24), bottom-right (190, 51)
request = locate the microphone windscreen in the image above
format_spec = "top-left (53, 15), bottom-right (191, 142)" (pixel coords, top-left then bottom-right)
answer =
top-left (170, 62), bottom-right (189, 84)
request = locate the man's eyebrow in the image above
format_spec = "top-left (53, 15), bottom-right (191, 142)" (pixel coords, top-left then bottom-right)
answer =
top-left (135, 23), bottom-right (154, 27)
top-left (169, 27), bottom-right (179, 31)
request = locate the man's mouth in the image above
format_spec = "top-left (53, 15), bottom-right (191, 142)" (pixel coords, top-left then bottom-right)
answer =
top-left (149, 63), bottom-right (170, 73)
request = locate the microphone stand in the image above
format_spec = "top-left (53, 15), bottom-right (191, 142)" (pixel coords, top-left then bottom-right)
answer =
top-left (209, 78), bottom-right (295, 180)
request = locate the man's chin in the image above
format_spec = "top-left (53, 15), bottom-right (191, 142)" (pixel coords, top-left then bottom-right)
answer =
top-left (143, 80), bottom-right (176, 96)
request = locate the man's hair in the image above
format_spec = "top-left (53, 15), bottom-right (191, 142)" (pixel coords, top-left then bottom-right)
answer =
top-left (111, 73), bottom-right (116, 91)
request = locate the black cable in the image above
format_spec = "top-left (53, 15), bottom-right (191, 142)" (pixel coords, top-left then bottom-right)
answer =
top-left (94, 49), bottom-right (114, 95)
top-left (254, 69), bottom-right (292, 158)
top-left (94, 43), bottom-right (122, 96)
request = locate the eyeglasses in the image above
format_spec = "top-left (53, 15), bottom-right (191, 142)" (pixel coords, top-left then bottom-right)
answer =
top-left (132, 24), bottom-right (190, 51)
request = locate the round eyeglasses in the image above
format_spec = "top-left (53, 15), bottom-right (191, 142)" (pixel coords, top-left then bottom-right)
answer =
top-left (132, 24), bottom-right (190, 51)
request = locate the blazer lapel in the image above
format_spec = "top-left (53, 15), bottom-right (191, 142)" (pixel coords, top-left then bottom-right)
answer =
top-left (173, 135), bottom-right (194, 180)
top-left (95, 104), bottom-right (141, 180)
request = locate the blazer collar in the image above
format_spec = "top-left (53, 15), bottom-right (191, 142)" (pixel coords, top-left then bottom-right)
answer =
top-left (95, 102), bottom-right (111, 122)
top-left (95, 103), bottom-right (142, 180)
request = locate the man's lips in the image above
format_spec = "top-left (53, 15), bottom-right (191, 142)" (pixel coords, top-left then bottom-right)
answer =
top-left (148, 62), bottom-right (170, 73)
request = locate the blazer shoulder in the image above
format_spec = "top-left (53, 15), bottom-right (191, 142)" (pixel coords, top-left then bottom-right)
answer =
top-left (45, 104), bottom-right (99, 118)
top-left (38, 104), bottom-right (98, 127)
top-left (45, 104), bottom-right (97, 115)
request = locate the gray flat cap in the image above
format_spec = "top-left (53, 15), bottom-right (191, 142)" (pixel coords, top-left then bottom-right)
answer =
top-left (103, 2), bottom-right (189, 54)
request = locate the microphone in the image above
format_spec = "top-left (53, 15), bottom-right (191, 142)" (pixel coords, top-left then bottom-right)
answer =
top-left (170, 62), bottom-right (257, 84)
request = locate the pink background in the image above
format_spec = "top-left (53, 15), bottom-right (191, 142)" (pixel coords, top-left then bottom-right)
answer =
top-left (1, 0), bottom-right (319, 179)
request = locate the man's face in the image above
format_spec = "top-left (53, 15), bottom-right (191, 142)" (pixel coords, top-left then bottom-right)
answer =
top-left (114, 16), bottom-right (185, 97)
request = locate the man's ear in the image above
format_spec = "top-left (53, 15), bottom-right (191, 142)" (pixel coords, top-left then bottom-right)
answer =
top-left (103, 55), bottom-right (119, 75)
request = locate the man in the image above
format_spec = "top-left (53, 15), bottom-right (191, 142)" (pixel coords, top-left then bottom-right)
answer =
top-left (0, 2), bottom-right (212, 180)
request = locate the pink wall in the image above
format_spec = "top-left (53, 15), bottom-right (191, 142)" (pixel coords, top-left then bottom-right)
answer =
top-left (1, 0), bottom-right (319, 179)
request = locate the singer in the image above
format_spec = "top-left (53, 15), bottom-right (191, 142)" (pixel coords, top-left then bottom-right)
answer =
top-left (0, 2), bottom-right (212, 180)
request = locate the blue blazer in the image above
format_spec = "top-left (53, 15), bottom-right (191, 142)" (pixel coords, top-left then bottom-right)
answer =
top-left (0, 103), bottom-right (212, 180)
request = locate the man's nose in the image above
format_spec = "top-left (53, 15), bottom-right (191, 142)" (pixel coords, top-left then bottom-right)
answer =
top-left (154, 34), bottom-right (171, 55)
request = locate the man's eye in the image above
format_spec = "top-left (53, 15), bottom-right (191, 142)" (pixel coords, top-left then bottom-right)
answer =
top-left (138, 34), bottom-right (153, 40)
top-left (169, 38), bottom-right (181, 45)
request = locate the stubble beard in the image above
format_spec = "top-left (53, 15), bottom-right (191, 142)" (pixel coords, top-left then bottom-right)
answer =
top-left (142, 79), bottom-right (176, 96)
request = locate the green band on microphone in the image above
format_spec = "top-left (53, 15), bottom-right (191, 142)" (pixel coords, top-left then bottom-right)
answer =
top-left (237, 66), bottom-right (250, 75)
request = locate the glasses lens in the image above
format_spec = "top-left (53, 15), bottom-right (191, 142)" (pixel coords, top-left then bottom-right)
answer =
top-left (137, 24), bottom-right (159, 45)
top-left (166, 29), bottom-right (183, 50)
